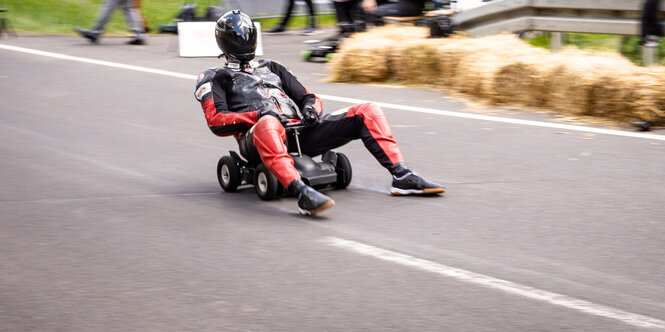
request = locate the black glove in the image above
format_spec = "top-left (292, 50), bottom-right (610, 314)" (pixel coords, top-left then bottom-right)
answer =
top-left (258, 108), bottom-right (289, 125)
top-left (301, 105), bottom-right (320, 127)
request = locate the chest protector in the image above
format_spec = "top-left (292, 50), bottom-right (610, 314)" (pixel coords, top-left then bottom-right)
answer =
top-left (224, 61), bottom-right (300, 119)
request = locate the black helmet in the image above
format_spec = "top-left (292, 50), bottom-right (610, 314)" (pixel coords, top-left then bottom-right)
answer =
top-left (215, 10), bottom-right (257, 63)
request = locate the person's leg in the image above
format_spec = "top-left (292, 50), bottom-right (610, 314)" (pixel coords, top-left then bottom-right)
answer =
top-left (294, 102), bottom-right (444, 195)
top-left (279, 0), bottom-right (297, 28)
top-left (90, 0), bottom-right (119, 33)
top-left (295, 102), bottom-right (403, 168)
top-left (334, 1), bottom-right (353, 24)
top-left (132, 0), bottom-right (151, 33)
top-left (74, 0), bottom-right (118, 42)
top-left (641, 0), bottom-right (662, 44)
top-left (305, 0), bottom-right (316, 28)
top-left (120, 0), bottom-right (146, 44)
top-left (241, 116), bottom-right (334, 214)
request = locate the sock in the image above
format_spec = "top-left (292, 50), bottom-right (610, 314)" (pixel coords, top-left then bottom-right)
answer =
top-left (390, 162), bottom-right (411, 177)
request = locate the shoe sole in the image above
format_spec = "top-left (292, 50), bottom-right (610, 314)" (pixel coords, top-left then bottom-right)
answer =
top-left (390, 187), bottom-right (446, 196)
top-left (299, 200), bottom-right (335, 216)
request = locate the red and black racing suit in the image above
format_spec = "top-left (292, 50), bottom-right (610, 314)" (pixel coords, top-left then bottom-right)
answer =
top-left (194, 59), bottom-right (404, 187)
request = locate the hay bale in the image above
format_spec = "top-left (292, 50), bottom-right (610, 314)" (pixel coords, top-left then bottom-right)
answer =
top-left (547, 50), bottom-right (638, 118)
top-left (392, 39), bottom-right (446, 84)
top-left (328, 26), bottom-right (429, 83)
top-left (620, 68), bottom-right (665, 124)
top-left (327, 26), bottom-right (665, 125)
top-left (491, 49), bottom-right (554, 107)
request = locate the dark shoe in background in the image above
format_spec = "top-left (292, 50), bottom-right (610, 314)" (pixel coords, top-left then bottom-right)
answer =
top-left (73, 27), bottom-right (99, 43)
top-left (267, 26), bottom-right (286, 34)
top-left (127, 37), bottom-right (146, 45)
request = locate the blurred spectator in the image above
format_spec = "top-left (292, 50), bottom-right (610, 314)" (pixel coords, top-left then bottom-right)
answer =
top-left (73, 0), bottom-right (146, 45)
top-left (334, 0), bottom-right (362, 25)
top-left (361, 0), bottom-right (427, 26)
top-left (268, 0), bottom-right (320, 35)
top-left (641, 0), bottom-right (661, 46)
top-left (133, 0), bottom-right (151, 33)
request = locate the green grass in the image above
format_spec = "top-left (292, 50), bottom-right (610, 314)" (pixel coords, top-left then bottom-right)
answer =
top-left (526, 32), bottom-right (665, 66)
top-left (2, 0), bottom-right (335, 35)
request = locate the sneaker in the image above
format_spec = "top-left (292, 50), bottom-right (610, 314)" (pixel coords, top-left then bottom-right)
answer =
top-left (127, 38), bottom-right (146, 45)
top-left (289, 179), bottom-right (335, 215)
top-left (390, 171), bottom-right (445, 196)
top-left (73, 27), bottom-right (99, 43)
top-left (267, 26), bottom-right (286, 34)
top-left (301, 27), bottom-right (322, 36)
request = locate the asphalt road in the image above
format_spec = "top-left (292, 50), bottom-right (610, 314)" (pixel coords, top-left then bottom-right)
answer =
top-left (1, 31), bottom-right (665, 331)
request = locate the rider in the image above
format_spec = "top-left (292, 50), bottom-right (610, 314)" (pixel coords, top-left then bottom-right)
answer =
top-left (194, 10), bottom-right (445, 215)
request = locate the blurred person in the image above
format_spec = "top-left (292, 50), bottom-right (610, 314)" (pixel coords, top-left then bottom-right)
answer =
top-left (133, 0), bottom-right (151, 33)
top-left (334, 0), bottom-right (362, 25)
top-left (267, 0), bottom-right (320, 35)
top-left (361, 0), bottom-right (427, 26)
top-left (641, 0), bottom-right (661, 46)
top-left (73, 0), bottom-right (146, 45)
top-left (194, 10), bottom-right (445, 215)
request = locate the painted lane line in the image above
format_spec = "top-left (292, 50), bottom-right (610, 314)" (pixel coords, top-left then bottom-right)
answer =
top-left (3, 43), bottom-right (665, 141)
top-left (317, 93), bottom-right (665, 141)
top-left (0, 44), bottom-right (197, 80)
top-left (321, 237), bottom-right (665, 330)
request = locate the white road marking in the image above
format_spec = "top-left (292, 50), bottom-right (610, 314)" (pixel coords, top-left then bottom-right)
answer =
top-left (0, 44), bottom-right (196, 80)
top-left (2, 43), bottom-right (665, 142)
top-left (321, 237), bottom-right (665, 330)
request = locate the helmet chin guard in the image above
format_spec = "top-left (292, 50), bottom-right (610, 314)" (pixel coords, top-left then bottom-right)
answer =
top-left (215, 10), bottom-right (257, 64)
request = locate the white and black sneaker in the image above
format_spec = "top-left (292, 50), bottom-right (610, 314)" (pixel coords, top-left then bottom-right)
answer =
top-left (390, 171), bottom-right (446, 196)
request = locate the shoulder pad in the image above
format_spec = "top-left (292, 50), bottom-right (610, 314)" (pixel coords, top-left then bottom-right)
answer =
top-left (195, 69), bottom-right (217, 88)
top-left (194, 69), bottom-right (218, 102)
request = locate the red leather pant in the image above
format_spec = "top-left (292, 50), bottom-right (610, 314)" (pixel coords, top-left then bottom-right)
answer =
top-left (240, 102), bottom-right (404, 187)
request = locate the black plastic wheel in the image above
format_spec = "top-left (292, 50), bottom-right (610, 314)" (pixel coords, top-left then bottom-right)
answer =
top-left (334, 152), bottom-right (352, 189)
top-left (254, 164), bottom-right (280, 201)
top-left (217, 156), bottom-right (242, 192)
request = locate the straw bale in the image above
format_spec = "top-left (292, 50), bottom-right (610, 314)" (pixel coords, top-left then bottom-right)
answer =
top-left (329, 26), bottom-right (430, 83)
top-left (327, 27), bottom-right (665, 125)
top-left (618, 68), bottom-right (665, 124)
top-left (392, 39), bottom-right (447, 84)
top-left (448, 35), bottom-right (548, 102)
top-left (491, 50), bottom-right (554, 107)
top-left (547, 50), bottom-right (638, 118)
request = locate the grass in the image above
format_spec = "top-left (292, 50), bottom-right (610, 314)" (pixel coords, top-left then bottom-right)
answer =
top-left (2, 0), bottom-right (336, 35)
top-left (526, 32), bottom-right (665, 66)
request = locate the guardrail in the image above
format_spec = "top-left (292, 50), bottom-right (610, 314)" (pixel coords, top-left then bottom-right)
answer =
top-left (452, 0), bottom-right (665, 64)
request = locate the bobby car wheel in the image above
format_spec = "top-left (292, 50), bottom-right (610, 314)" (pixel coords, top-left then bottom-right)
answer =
top-left (217, 156), bottom-right (242, 192)
top-left (334, 152), bottom-right (352, 189)
top-left (254, 164), bottom-right (282, 201)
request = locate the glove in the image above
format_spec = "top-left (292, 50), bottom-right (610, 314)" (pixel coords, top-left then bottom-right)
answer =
top-left (258, 108), bottom-right (289, 125)
top-left (301, 105), bottom-right (320, 127)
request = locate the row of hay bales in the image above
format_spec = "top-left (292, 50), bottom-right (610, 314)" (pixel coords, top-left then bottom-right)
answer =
top-left (328, 26), bottom-right (665, 125)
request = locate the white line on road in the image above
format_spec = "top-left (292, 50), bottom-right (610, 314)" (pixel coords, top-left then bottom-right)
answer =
top-left (3, 43), bottom-right (665, 141)
top-left (321, 236), bottom-right (665, 330)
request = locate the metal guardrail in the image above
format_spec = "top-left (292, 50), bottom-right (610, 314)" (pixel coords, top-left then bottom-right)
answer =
top-left (453, 0), bottom-right (664, 36)
top-left (452, 0), bottom-right (664, 64)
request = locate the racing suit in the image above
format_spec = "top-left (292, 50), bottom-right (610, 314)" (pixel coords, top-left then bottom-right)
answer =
top-left (194, 59), bottom-right (404, 187)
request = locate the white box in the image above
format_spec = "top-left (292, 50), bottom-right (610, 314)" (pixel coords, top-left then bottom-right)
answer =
top-left (177, 21), bottom-right (263, 58)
